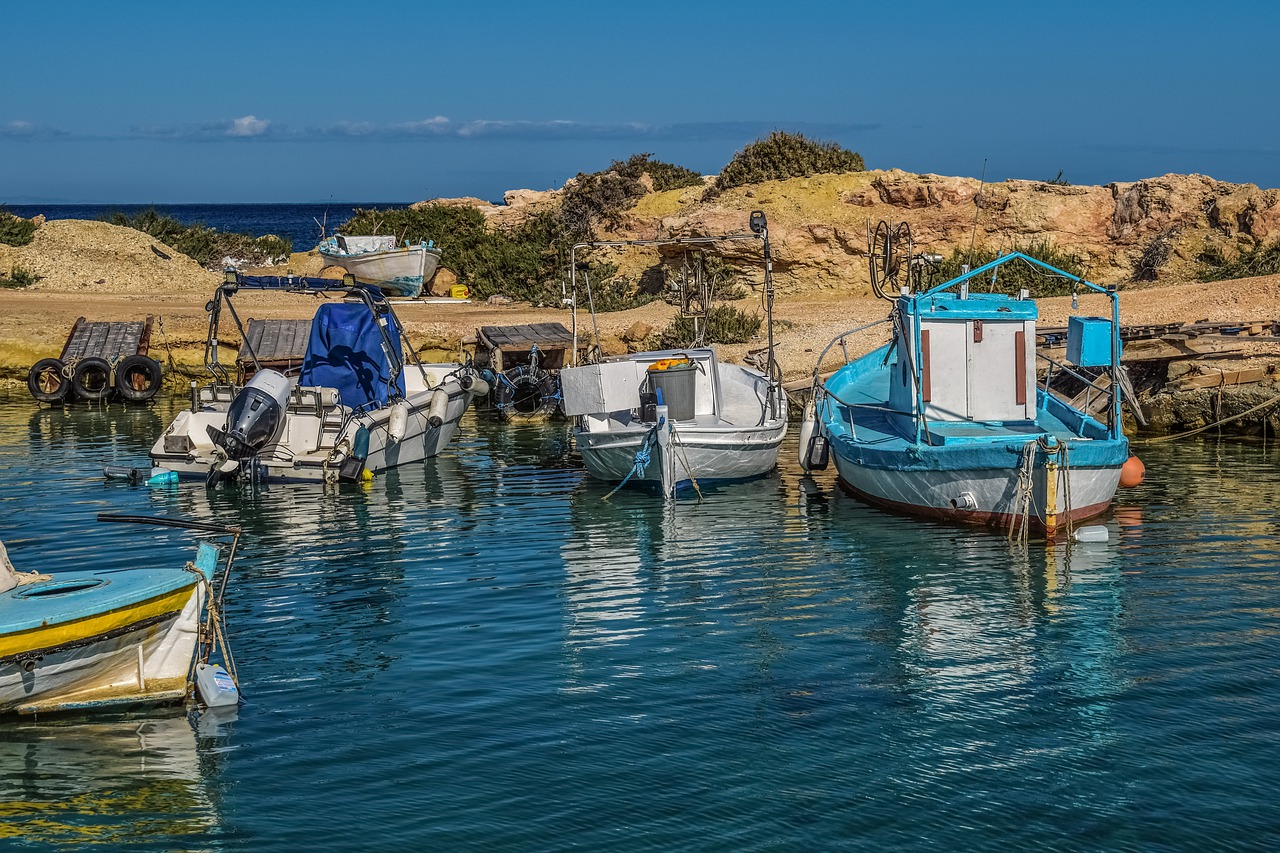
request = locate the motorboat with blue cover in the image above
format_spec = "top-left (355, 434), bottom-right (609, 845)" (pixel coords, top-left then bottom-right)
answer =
top-left (0, 515), bottom-right (240, 715)
top-left (803, 250), bottom-right (1132, 536)
top-left (318, 234), bottom-right (442, 298)
top-left (151, 273), bottom-right (489, 485)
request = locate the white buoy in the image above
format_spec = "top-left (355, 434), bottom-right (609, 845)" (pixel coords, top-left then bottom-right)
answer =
top-left (1073, 525), bottom-right (1109, 543)
top-left (427, 388), bottom-right (449, 428)
top-left (194, 662), bottom-right (240, 708)
top-left (798, 398), bottom-right (816, 471)
top-left (387, 401), bottom-right (409, 442)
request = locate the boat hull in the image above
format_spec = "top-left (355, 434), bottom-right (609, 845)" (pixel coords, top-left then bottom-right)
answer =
top-left (0, 571), bottom-right (204, 715)
top-left (576, 420), bottom-right (787, 489)
top-left (318, 244), bottom-right (441, 298)
top-left (829, 438), bottom-right (1126, 534)
top-left (151, 381), bottom-right (475, 483)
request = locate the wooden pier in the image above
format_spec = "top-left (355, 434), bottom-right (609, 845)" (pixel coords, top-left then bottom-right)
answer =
top-left (27, 316), bottom-right (163, 405)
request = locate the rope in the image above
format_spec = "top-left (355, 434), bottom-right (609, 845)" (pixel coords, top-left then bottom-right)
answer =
top-left (602, 423), bottom-right (660, 501)
top-left (1057, 441), bottom-right (1074, 541)
top-left (1134, 388), bottom-right (1280, 444)
top-left (1008, 441), bottom-right (1036, 546)
top-left (184, 557), bottom-right (241, 703)
top-left (670, 426), bottom-right (704, 502)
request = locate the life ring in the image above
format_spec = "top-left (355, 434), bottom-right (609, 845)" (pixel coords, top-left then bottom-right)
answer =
top-left (71, 357), bottom-right (113, 402)
top-left (114, 354), bottom-right (163, 402)
top-left (27, 358), bottom-right (70, 404)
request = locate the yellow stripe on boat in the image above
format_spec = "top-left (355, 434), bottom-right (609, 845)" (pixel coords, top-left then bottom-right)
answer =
top-left (0, 582), bottom-right (197, 658)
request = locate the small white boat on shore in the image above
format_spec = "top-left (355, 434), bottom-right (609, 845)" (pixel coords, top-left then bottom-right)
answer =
top-left (318, 234), bottom-right (442, 298)
top-left (150, 273), bottom-right (489, 485)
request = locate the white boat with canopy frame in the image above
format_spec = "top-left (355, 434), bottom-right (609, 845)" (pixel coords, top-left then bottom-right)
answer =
top-left (558, 211), bottom-right (788, 499)
top-left (150, 272), bottom-right (489, 486)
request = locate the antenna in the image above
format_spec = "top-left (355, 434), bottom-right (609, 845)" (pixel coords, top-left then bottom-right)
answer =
top-left (966, 159), bottom-right (988, 271)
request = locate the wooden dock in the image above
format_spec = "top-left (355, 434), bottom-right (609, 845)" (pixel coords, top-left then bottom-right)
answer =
top-left (28, 316), bottom-right (163, 405)
top-left (237, 318), bottom-right (312, 379)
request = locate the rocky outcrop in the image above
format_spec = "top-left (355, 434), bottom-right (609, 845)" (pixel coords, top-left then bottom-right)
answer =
top-left (408, 170), bottom-right (1280, 296)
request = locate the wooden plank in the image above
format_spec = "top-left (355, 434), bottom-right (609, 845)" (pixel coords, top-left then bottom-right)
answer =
top-left (1166, 367), bottom-right (1272, 391)
top-left (921, 329), bottom-right (931, 402)
top-left (1014, 330), bottom-right (1026, 406)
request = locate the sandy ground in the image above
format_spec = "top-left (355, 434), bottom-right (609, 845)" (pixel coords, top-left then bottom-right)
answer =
top-left (2, 274), bottom-right (1279, 389)
top-left (2, 219), bottom-right (1279, 386)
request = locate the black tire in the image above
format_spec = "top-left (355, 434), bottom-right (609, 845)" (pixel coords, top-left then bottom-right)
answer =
top-left (115, 354), bottom-right (163, 402)
top-left (27, 358), bottom-right (70, 404)
top-left (71, 357), bottom-right (113, 402)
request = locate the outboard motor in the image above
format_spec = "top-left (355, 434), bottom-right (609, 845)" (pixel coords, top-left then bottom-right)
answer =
top-left (208, 369), bottom-right (292, 473)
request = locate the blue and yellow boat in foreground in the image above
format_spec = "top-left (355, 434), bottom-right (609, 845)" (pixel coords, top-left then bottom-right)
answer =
top-left (0, 515), bottom-right (240, 716)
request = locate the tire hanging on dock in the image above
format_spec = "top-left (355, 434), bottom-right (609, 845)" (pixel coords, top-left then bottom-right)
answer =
top-left (114, 354), bottom-right (164, 403)
top-left (27, 358), bottom-right (70, 404)
top-left (501, 365), bottom-right (559, 418)
top-left (71, 357), bottom-right (113, 402)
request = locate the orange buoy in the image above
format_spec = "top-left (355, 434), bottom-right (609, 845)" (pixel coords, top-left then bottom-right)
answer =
top-left (1119, 454), bottom-right (1146, 488)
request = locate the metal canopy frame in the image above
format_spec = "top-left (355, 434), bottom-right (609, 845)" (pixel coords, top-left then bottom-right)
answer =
top-left (568, 213), bottom-right (779, 397)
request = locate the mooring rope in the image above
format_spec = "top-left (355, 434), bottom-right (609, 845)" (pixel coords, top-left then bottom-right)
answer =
top-left (1134, 389), bottom-right (1280, 444)
top-left (1008, 442), bottom-right (1037, 546)
top-left (670, 426), bottom-right (704, 503)
top-left (602, 423), bottom-right (660, 501)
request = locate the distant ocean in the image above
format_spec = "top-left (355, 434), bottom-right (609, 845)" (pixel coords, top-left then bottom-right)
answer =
top-left (4, 203), bottom-right (411, 252)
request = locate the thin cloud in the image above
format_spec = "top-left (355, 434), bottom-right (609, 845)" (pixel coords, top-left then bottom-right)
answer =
top-left (11, 115), bottom-right (878, 144)
top-left (131, 115), bottom-right (276, 141)
top-left (1, 120), bottom-right (69, 140)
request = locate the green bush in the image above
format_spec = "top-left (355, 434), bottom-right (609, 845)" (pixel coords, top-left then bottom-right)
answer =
top-left (1, 264), bottom-right (42, 287)
top-left (930, 239), bottom-right (1090, 297)
top-left (705, 131), bottom-right (865, 199)
top-left (560, 153), bottom-right (701, 236)
top-left (1197, 239), bottom-right (1280, 282)
top-left (102, 208), bottom-right (290, 269)
top-left (0, 210), bottom-right (38, 247)
top-left (653, 304), bottom-right (763, 349)
top-left (341, 199), bottom-right (657, 310)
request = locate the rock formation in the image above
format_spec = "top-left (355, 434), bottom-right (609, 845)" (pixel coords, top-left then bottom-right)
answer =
top-left (424, 170), bottom-right (1280, 295)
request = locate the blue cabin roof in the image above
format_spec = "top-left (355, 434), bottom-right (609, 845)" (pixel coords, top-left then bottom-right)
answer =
top-left (906, 292), bottom-right (1038, 321)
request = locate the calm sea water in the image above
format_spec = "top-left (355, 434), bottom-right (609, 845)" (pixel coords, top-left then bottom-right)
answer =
top-left (4, 204), bottom-right (411, 252)
top-left (2, 395), bottom-right (1280, 851)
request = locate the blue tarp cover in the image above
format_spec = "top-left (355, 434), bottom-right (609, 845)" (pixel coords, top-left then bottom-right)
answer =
top-left (298, 302), bottom-right (404, 409)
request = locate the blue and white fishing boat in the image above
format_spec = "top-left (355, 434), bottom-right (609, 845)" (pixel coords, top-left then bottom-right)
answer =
top-left (318, 234), bottom-right (442, 298)
top-left (0, 515), bottom-right (241, 716)
top-left (803, 251), bottom-right (1132, 537)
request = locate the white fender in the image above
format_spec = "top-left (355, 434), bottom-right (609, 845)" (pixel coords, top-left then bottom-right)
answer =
top-left (798, 398), bottom-right (817, 471)
top-left (427, 388), bottom-right (450, 428)
top-left (460, 372), bottom-right (490, 398)
top-left (387, 401), bottom-right (410, 443)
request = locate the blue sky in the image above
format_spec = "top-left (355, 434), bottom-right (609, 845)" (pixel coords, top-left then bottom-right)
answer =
top-left (4, 1), bottom-right (1276, 203)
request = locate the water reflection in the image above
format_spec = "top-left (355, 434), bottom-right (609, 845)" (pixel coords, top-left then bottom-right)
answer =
top-left (0, 713), bottom-right (224, 846)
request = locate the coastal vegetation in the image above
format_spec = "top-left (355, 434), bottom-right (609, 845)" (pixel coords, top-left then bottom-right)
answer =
top-left (0, 210), bottom-right (38, 247)
top-left (1197, 238), bottom-right (1280, 282)
top-left (342, 153), bottom-right (701, 308)
top-left (0, 264), bottom-right (41, 287)
top-left (931, 239), bottom-right (1090, 297)
top-left (100, 209), bottom-right (290, 269)
top-left (704, 131), bottom-right (865, 199)
top-left (652, 304), bottom-right (763, 348)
